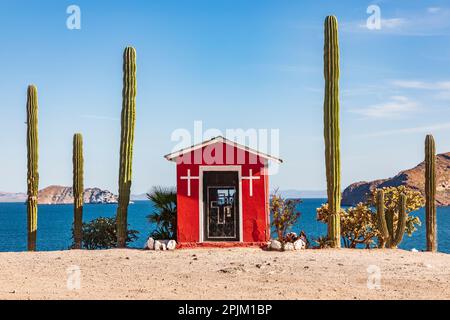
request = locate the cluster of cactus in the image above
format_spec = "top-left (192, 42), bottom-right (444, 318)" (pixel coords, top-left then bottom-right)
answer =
top-left (26, 85), bottom-right (39, 251)
top-left (116, 47), bottom-right (137, 248)
top-left (323, 15), bottom-right (341, 248)
top-left (72, 133), bottom-right (84, 249)
top-left (376, 189), bottom-right (407, 248)
top-left (425, 134), bottom-right (437, 252)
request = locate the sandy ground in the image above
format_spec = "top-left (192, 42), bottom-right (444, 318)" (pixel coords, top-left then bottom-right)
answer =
top-left (0, 248), bottom-right (449, 300)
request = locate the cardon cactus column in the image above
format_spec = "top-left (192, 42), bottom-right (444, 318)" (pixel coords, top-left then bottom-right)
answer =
top-left (425, 134), bottom-right (437, 252)
top-left (377, 192), bottom-right (407, 249)
top-left (391, 193), bottom-right (407, 248)
top-left (26, 85), bottom-right (39, 251)
top-left (376, 189), bottom-right (389, 248)
top-left (323, 15), bottom-right (341, 248)
top-left (72, 133), bottom-right (84, 249)
top-left (116, 47), bottom-right (137, 248)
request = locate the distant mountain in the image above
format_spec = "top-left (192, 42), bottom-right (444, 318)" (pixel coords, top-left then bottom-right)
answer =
top-left (0, 192), bottom-right (27, 203)
top-left (279, 189), bottom-right (327, 199)
top-left (0, 186), bottom-right (118, 204)
top-left (342, 152), bottom-right (450, 207)
top-left (38, 186), bottom-right (118, 205)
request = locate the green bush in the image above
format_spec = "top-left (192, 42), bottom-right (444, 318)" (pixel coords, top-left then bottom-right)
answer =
top-left (147, 186), bottom-right (177, 240)
top-left (270, 190), bottom-right (301, 244)
top-left (316, 186), bottom-right (423, 248)
top-left (72, 217), bottom-right (138, 250)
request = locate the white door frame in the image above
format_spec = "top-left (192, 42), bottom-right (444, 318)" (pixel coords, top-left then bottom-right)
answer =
top-left (199, 166), bottom-right (243, 243)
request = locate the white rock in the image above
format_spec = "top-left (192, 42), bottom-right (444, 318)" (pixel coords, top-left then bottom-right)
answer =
top-left (286, 232), bottom-right (297, 239)
top-left (146, 237), bottom-right (155, 250)
top-left (284, 242), bottom-right (295, 251)
top-left (148, 239), bottom-right (176, 251)
top-left (269, 240), bottom-right (282, 251)
top-left (294, 239), bottom-right (306, 250)
top-left (167, 240), bottom-right (177, 250)
top-left (154, 240), bottom-right (162, 251)
top-left (411, 248), bottom-right (419, 252)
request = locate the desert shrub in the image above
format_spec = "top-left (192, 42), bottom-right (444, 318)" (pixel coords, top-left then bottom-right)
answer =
top-left (147, 186), bottom-right (177, 240)
top-left (317, 203), bottom-right (378, 248)
top-left (270, 190), bottom-right (301, 244)
top-left (316, 186), bottom-right (423, 248)
top-left (72, 217), bottom-right (139, 250)
top-left (366, 186), bottom-right (423, 236)
top-left (313, 236), bottom-right (333, 249)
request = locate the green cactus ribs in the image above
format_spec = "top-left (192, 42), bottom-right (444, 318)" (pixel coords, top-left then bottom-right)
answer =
top-left (73, 133), bottom-right (84, 249)
top-left (425, 134), bottom-right (437, 252)
top-left (116, 47), bottom-right (137, 248)
top-left (376, 190), bottom-right (389, 248)
top-left (377, 190), bottom-right (407, 249)
top-left (323, 15), bottom-right (341, 248)
top-left (26, 85), bottom-right (39, 251)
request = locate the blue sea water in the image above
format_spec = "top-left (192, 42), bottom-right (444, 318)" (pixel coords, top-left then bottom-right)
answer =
top-left (0, 199), bottom-right (448, 253)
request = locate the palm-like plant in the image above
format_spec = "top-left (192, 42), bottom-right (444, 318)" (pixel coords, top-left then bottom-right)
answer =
top-left (147, 186), bottom-right (177, 240)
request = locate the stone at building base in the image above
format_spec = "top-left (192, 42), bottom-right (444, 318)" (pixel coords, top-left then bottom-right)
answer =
top-left (144, 237), bottom-right (177, 250)
top-left (266, 239), bottom-right (306, 251)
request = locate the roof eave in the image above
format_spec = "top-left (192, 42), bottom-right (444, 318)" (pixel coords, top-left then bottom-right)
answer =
top-left (164, 136), bottom-right (283, 164)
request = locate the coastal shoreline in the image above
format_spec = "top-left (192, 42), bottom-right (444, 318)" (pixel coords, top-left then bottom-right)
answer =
top-left (1, 248), bottom-right (449, 300)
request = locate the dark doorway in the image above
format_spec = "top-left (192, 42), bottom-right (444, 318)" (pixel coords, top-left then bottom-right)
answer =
top-left (203, 171), bottom-right (240, 241)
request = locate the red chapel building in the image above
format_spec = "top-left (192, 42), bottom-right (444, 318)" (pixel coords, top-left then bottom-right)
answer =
top-left (165, 136), bottom-right (282, 248)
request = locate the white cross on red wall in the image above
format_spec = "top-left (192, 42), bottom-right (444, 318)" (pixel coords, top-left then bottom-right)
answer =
top-left (242, 169), bottom-right (260, 197)
top-left (180, 169), bottom-right (199, 197)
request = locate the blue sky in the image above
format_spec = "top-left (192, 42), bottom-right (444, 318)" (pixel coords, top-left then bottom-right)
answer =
top-left (0, 0), bottom-right (449, 194)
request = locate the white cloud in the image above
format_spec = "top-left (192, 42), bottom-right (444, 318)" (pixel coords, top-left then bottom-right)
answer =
top-left (381, 18), bottom-right (406, 29)
top-left (391, 80), bottom-right (431, 89)
top-left (428, 7), bottom-right (441, 14)
top-left (360, 122), bottom-right (450, 138)
top-left (357, 18), bottom-right (406, 29)
top-left (392, 80), bottom-right (450, 90)
top-left (351, 96), bottom-right (419, 119)
top-left (392, 80), bottom-right (450, 100)
top-left (344, 7), bottom-right (450, 36)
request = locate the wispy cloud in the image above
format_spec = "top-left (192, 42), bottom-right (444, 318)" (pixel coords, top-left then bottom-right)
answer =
top-left (392, 80), bottom-right (450, 100)
top-left (342, 7), bottom-right (450, 36)
top-left (380, 18), bottom-right (407, 29)
top-left (348, 18), bottom-right (407, 32)
top-left (350, 96), bottom-right (419, 119)
top-left (427, 7), bottom-right (441, 14)
top-left (392, 80), bottom-right (450, 90)
top-left (359, 122), bottom-right (450, 138)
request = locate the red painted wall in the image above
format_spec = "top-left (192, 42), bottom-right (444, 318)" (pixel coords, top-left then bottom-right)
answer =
top-left (175, 142), bottom-right (270, 244)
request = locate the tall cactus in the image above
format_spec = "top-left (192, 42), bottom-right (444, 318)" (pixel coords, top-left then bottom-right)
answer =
top-left (323, 15), bottom-right (341, 248)
top-left (391, 193), bottom-right (407, 248)
top-left (377, 190), bottom-right (407, 249)
top-left (116, 47), bottom-right (137, 248)
top-left (72, 133), bottom-right (84, 249)
top-left (425, 134), bottom-right (437, 252)
top-left (26, 85), bottom-right (39, 251)
top-left (376, 190), bottom-right (389, 248)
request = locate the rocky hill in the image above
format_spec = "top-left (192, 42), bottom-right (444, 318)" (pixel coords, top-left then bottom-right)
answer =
top-left (342, 152), bottom-right (450, 207)
top-left (38, 186), bottom-right (118, 204)
top-left (0, 186), bottom-right (118, 204)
